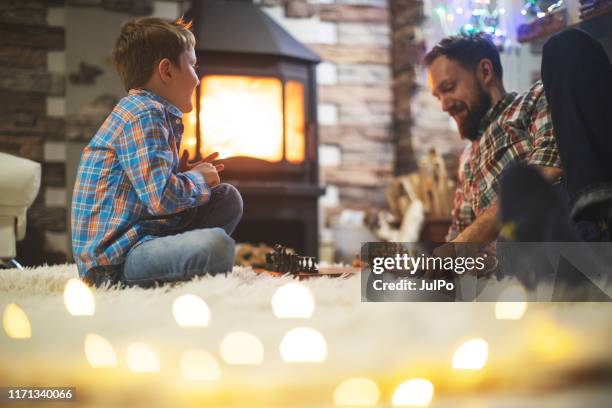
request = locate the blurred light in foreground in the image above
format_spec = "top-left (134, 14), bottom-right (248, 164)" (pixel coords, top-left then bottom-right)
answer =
top-left (2, 303), bottom-right (31, 339)
top-left (63, 278), bottom-right (95, 316)
top-left (84, 333), bottom-right (117, 368)
top-left (220, 331), bottom-right (264, 365)
top-left (452, 339), bottom-right (488, 370)
top-left (392, 378), bottom-right (434, 407)
top-left (530, 320), bottom-right (576, 362)
top-left (279, 327), bottom-right (327, 363)
top-left (180, 349), bottom-right (221, 381)
top-left (333, 377), bottom-right (380, 406)
top-left (495, 285), bottom-right (527, 320)
top-left (173, 294), bottom-right (210, 327)
top-left (126, 342), bottom-right (160, 373)
top-left (272, 283), bottom-right (314, 318)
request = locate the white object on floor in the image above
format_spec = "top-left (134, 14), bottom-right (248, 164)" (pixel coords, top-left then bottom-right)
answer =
top-left (0, 152), bottom-right (41, 261)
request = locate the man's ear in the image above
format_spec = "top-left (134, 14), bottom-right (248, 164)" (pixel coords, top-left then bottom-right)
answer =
top-left (157, 58), bottom-right (173, 84)
top-left (477, 59), bottom-right (495, 85)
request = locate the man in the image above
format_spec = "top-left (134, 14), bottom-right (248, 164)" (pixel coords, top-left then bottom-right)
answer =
top-left (423, 34), bottom-right (563, 244)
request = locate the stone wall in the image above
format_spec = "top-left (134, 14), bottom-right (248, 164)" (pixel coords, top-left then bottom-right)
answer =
top-left (0, 0), bottom-right (68, 265)
top-left (260, 0), bottom-right (399, 235)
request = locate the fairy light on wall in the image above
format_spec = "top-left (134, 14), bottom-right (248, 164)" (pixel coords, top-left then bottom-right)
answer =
top-left (521, 0), bottom-right (564, 19)
top-left (432, 0), bottom-right (510, 50)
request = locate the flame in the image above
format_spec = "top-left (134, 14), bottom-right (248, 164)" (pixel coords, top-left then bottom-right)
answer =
top-left (391, 378), bottom-right (434, 407)
top-left (279, 327), bottom-right (327, 363)
top-left (126, 342), bottom-right (161, 373)
top-left (181, 75), bottom-right (305, 163)
top-left (63, 278), bottom-right (95, 316)
top-left (219, 331), bottom-right (264, 365)
top-left (284, 80), bottom-right (306, 163)
top-left (333, 377), bottom-right (380, 406)
top-left (2, 303), bottom-right (31, 339)
top-left (452, 339), bottom-right (489, 370)
top-left (172, 294), bottom-right (210, 327)
top-left (272, 283), bottom-right (315, 319)
top-left (84, 333), bottom-right (117, 368)
top-left (180, 92), bottom-right (198, 160)
top-left (180, 349), bottom-right (221, 381)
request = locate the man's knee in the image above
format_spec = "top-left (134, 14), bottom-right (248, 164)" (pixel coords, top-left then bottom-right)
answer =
top-left (543, 29), bottom-right (598, 74)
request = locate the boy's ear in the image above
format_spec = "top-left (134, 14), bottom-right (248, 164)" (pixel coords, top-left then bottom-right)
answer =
top-left (157, 58), bottom-right (173, 84)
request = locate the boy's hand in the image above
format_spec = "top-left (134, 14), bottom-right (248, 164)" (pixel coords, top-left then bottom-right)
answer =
top-left (179, 150), bottom-right (225, 173)
top-left (192, 162), bottom-right (221, 188)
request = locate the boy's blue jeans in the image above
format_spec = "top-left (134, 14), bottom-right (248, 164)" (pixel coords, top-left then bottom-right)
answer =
top-left (121, 183), bottom-right (243, 287)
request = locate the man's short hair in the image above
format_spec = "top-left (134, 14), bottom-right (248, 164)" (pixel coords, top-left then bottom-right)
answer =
top-left (423, 33), bottom-right (503, 79)
top-left (111, 17), bottom-right (196, 92)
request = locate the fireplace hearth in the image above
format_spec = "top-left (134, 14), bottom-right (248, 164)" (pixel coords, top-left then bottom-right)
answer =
top-left (184, 0), bottom-right (324, 256)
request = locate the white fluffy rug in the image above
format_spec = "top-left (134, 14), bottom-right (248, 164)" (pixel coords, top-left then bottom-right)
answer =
top-left (1, 264), bottom-right (612, 407)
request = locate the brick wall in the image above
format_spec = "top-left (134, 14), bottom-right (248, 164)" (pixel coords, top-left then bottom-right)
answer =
top-left (260, 0), bottom-right (399, 234)
top-left (0, 1), bottom-right (68, 265)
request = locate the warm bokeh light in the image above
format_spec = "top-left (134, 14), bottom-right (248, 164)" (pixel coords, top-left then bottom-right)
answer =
top-left (452, 339), bottom-right (489, 370)
top-left (2, 303), bottom-right (31, 339)
top-left (529, 319), bottom-right (577, 362)
top-left (495, 285), bottom-right (528, 320)
top-left (219, 331), bottom-right (264, 365)
top-left (391, 378), bottom-right (434, 407)
top-left (63, 278), bottom-right (95, 316)
top-left (180, 349), bottom-right (221, 381)
top-left (172, 294), bottom-right (210, 328)
top-left (272, 283), bottom-right (315, 319)
top-left (84, 333), bottom-right (117, 368)
top-left (126, 342), bottom-right (161, 373)
top-left (279, 327), bottom-right (327, 363)
top-left (333, 377), bottom-right (380, 406)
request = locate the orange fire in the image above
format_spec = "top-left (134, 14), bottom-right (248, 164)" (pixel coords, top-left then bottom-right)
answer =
top-left (180, 75), bottom-right (305, 164)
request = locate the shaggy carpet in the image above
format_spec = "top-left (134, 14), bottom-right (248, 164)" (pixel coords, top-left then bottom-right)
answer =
top-left (1, 264), bottom-right (612, 407)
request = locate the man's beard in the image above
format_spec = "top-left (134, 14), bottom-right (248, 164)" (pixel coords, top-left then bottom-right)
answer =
top-left (453, 86), bottom-right (492, 141)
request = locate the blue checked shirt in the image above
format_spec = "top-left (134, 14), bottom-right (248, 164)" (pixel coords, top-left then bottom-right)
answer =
top-left (71, 89), bottom-right (211, 276)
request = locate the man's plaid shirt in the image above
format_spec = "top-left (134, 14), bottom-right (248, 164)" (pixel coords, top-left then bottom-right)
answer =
top-left (71, 89), bottom-right (211, 277)
top-left (447, 81), bottom-right (561, 240)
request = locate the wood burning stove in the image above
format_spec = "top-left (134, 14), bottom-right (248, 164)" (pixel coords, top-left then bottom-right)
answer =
top-left (183, 0), bottom-right (324, 256)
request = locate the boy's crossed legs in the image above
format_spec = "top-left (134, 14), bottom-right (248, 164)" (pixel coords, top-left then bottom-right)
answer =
top-left (122, 183), bottom-right (243, 287)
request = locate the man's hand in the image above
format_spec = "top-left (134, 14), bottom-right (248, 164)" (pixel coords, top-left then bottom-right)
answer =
top-left (180, 150), bottom-right (225, 188)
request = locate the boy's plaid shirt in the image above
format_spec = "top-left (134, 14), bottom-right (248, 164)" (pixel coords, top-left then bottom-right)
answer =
top-left (447, 81), bottom-right (561, 240)
top-left (71, 89), bottom-right (211, 276)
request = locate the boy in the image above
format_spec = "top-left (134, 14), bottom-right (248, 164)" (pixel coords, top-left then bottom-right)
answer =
top-left (71, 17), bottom-right (243, 287)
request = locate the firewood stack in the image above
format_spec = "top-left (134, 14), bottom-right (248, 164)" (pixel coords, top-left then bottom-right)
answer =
top-left (375, 148), bottom-right (454, 242)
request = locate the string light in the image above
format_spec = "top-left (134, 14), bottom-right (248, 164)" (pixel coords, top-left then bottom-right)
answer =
top-left (433, 1), bottom-right (509, 50)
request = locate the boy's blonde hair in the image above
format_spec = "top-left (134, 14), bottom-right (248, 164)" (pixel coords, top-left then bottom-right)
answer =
top-left (111, 17), bottom-right (196, 92)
